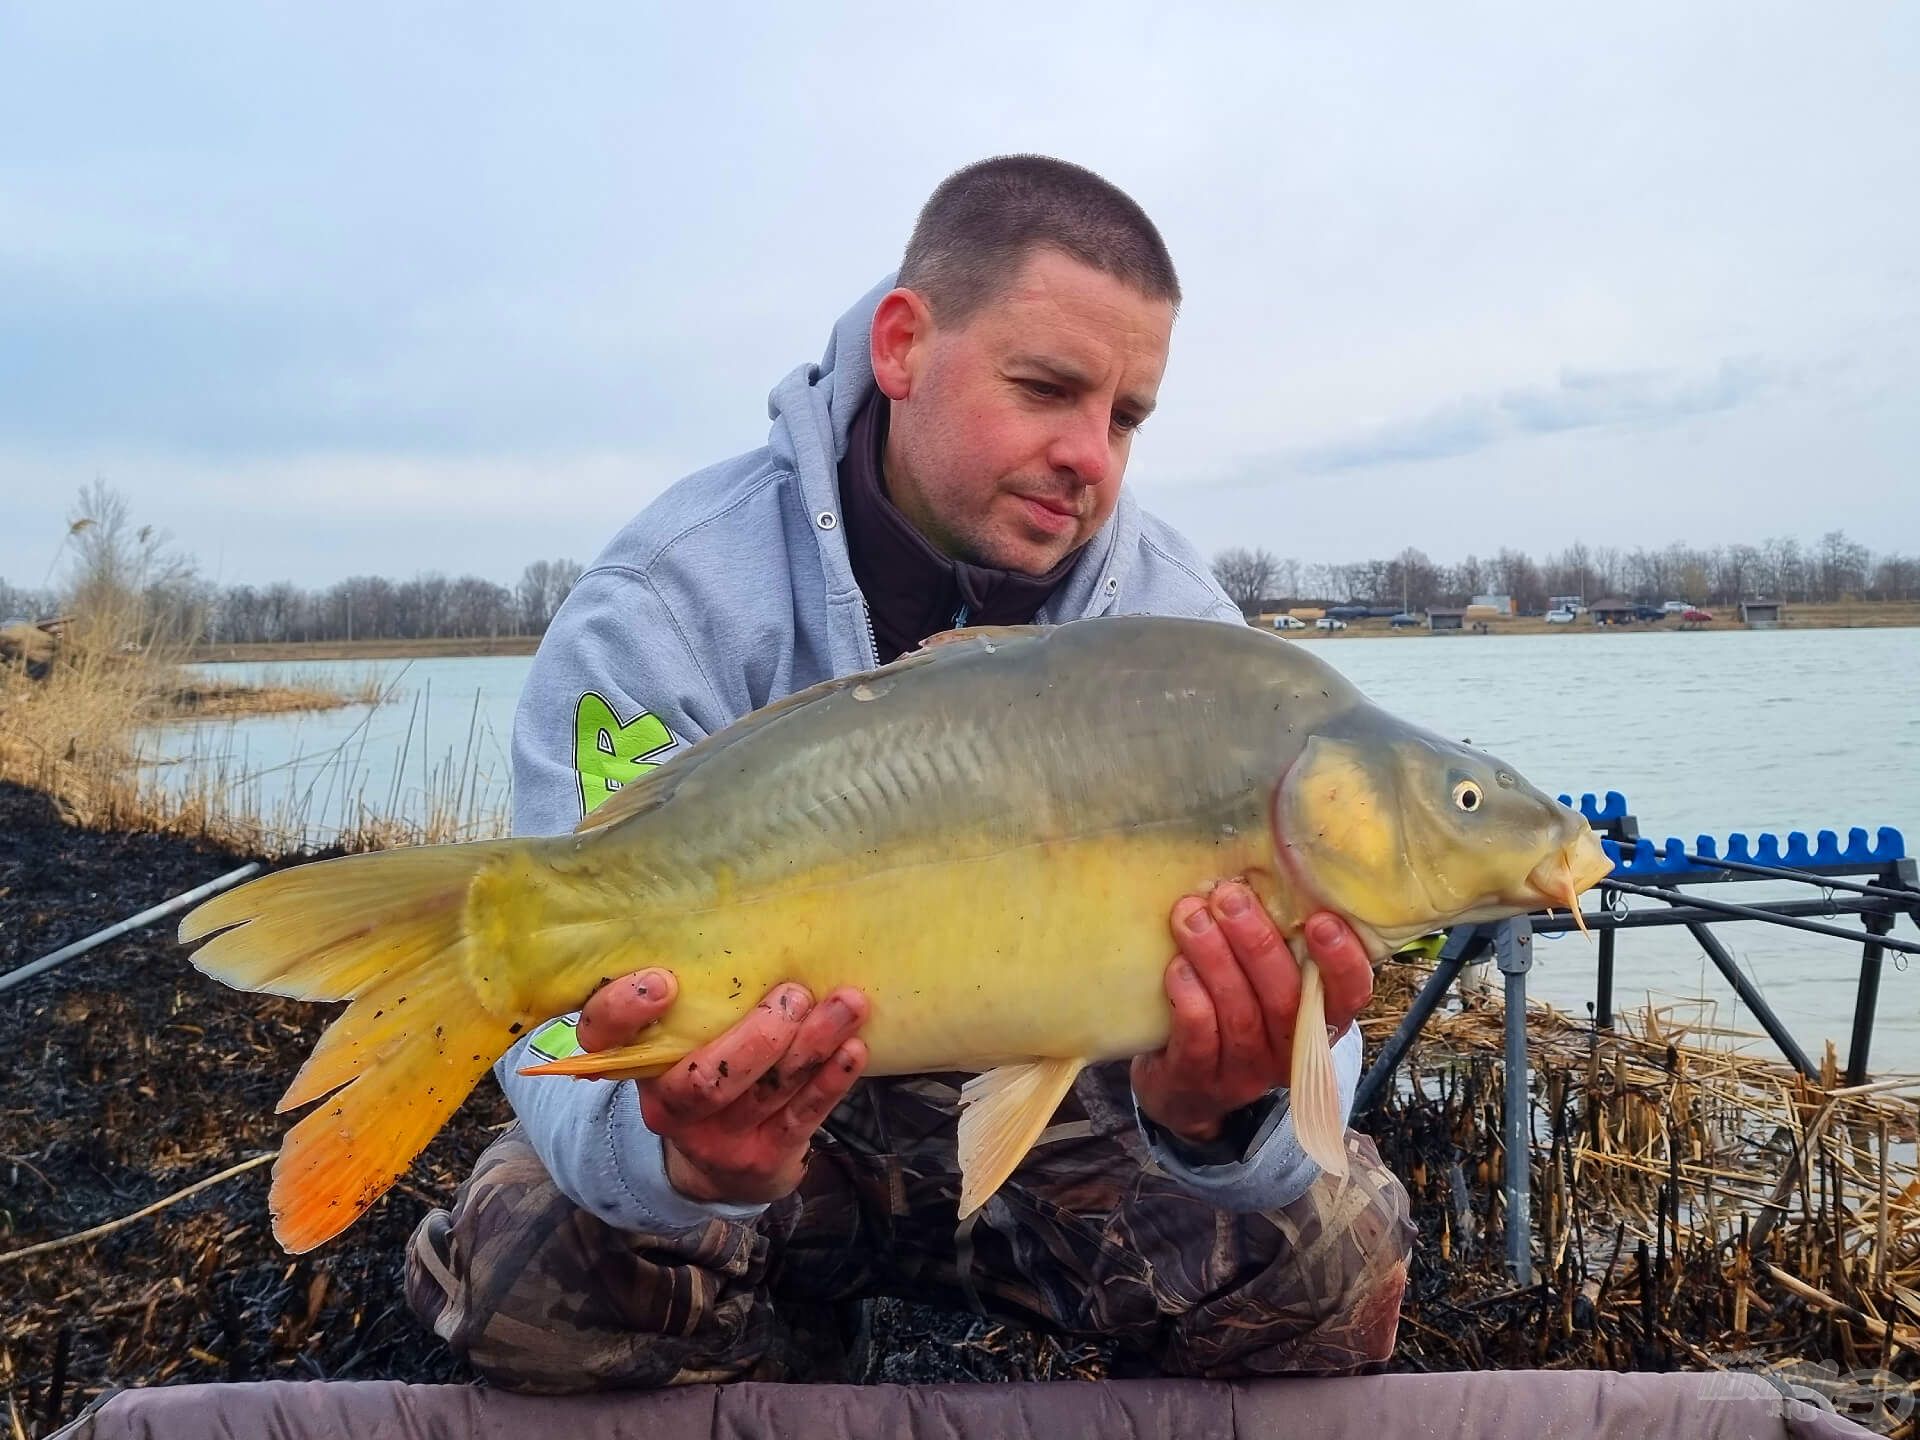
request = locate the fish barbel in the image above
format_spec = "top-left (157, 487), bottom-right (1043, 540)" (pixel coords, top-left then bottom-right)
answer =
top-left (180, 616), bottom-right (1612, 1253)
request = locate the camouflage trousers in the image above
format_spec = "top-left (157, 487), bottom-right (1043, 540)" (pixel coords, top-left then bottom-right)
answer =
top-left (405, 1064), bottom-right (1413, 1393)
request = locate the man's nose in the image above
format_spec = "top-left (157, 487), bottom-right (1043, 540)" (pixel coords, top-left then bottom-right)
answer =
top-left (1046, 405), bottom-right (1114, 487)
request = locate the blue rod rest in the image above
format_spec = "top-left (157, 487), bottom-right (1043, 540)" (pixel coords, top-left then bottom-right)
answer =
top-left (1557, 791), bottom-right (1629, 824)
top-left (1598, 826), bottom-right (1907, 876)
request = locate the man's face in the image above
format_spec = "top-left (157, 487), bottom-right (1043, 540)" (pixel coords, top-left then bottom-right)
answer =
top-left (875, 248), bottom-right (1175, 576)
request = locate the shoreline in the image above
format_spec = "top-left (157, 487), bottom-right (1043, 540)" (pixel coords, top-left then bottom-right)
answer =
top-left (1264, 599), bottom-right (1920, 640)
top-left (183, 604), bottom-right (1920, 663)
top-left (188, 634), bottom-right (543, 663)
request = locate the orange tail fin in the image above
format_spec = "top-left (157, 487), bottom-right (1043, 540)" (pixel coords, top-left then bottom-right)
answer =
top-left (180, 842), bottom-right (530, 1252)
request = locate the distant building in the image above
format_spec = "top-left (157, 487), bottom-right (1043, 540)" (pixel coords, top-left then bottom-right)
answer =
top-left (1739, 599), bottom-right (1783, 629)
top-left (1468, 594), bottom-right (1514, 617)
top-left (1589, 598), bottom-right (1635, 625)
top-left (1427, 608), bottom-right (1466, 632)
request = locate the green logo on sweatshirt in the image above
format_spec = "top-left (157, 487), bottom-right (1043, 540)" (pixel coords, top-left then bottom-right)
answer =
top-left (526, 1015), bottom-right (584, 1063)
top-left (574, 693), bottom-right (675, 817)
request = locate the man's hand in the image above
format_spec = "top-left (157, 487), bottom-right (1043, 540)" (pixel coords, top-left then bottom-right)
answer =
top-left (1130, 882), bottom-right (1374, 1146)
top-left (577, 972), bottom-right (869, 1205)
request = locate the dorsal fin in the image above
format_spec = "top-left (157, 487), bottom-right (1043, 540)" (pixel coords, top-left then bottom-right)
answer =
top-left (915, 624), bottom-right (1048, 652)
top-left (572, 629), bottom-right (1045, 835)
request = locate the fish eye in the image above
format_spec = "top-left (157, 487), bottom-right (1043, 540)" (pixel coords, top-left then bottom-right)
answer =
top-left (1452, 779), bottom-right (1483, 813)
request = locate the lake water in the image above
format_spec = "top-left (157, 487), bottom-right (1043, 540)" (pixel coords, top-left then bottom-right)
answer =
top-left (169, 627), bottom-right (1920, 1074)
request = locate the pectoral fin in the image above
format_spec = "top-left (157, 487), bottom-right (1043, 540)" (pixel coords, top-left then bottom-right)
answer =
top-left (956, 1057), bottom-right (1086, 1219)
top-left (1290, 957), bottom-right (1350, 1178)
top-left (516, 1033), bottom-right (685, 1082)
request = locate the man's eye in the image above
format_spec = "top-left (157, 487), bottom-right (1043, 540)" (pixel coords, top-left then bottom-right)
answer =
top-left (1023, 380), bottom-right (1064, 400)
top-left (1112, 413), bottom-right (1144, 433)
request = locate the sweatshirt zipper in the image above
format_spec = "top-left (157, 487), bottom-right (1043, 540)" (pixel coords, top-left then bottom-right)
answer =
top-left (857, 602), bottom-right (966, 672)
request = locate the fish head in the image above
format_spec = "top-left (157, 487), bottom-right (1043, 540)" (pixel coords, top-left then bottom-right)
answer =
top-left (1273, 714), bottom-right (1613, 954)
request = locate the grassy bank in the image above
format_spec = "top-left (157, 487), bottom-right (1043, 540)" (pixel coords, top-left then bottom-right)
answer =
top-left (1269, 599), bottom-right (1920, 640)
top-left (0, 634), bottom-right (388, 852)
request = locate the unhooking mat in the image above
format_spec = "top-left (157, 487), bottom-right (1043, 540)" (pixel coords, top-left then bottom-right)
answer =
top-left (50, 1370), bottom-right (1884, 1438)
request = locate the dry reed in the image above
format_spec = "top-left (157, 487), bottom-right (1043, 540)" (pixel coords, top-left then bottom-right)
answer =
top-left (0, 492), bottom-right (498, 856)
top-left (1363, 954), bottom-right (1919, 1427)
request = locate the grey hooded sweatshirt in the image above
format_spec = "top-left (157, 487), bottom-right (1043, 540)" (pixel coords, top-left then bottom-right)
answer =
top-left (496, 275), bottom-right (1363, 1234)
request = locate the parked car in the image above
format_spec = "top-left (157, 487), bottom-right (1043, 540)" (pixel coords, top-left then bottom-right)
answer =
top-left (1632, 603), bottom-right (1667, 622)
top-left (1545, 608), bottom-right (1576, 624)
top-left (1271, 615), bottom-right (1307, 630)
top-left (1314, 617), bottom-right (1348, 631)
top-left (1661, 600), bottom-right (1690, 614)
top-left (1388, 612), bottom-right (1419, 628)
top-left (1683, 608), bottom-right (1714, 623)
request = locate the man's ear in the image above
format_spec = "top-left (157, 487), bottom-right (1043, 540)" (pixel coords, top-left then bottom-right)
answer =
top-left (870, 288), bottom-right (933, 401)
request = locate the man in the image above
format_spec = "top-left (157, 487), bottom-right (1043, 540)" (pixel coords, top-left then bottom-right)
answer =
top-left (406, 155), bottom-right (1413, 1392)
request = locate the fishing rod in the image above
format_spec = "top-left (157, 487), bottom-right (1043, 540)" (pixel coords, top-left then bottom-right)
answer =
top-left (0, 863), bottom-right (262, 997)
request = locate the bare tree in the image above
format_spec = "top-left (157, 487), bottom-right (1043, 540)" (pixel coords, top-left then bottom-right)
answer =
top-left (1817, 530), bottom-right (1870, 602)
top-left (1386, 547), bottom-right (1441, 611)
top-left (61, 480), bottom-right (201, 653)
top-left (1274, 556), bottom-right (1302, 601)
top-left (1210, 547), bottom-right (1280, 615)
top-left (0, 578), bottom-right (54, 622)
top-left (1870, 553), bottom-right (1918, 602)
top-left (517, 558), bottom-right (584, 634)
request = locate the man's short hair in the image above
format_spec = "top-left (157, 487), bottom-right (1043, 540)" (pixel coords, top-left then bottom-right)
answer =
top-left (899, 155), bottom-right (1180, 326)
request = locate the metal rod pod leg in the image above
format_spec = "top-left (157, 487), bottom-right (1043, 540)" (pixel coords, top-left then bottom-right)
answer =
top-left (1355, 946), bottom-right (1474, 1114)
top-left (1595, 927), bottom-right (1616, 1031)
top-left (1495, 917), bottom-right (1534, 1285)
top-left (1847, 912), bottom-right (1894, 1086)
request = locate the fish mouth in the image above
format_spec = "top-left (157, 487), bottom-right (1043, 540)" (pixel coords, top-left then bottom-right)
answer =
top-left (1524, 828), bottom-right (1615, 934)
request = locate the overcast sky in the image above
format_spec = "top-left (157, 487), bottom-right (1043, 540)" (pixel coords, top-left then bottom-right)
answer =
top-left (2, 3), bottom-right (1914, 592)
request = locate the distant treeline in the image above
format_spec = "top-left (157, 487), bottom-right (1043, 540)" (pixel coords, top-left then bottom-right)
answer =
top-left (1210, 531), bottom-right (1920, 616)
top-left (6, 490), bottom-right (1915, 648)
top-left (0, 559), bottom-right (583, 644)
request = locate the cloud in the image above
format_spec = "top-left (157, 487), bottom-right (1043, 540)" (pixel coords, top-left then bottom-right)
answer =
top-left (1281, 357), bottom-right (1775, 476)
top-left (0, 445), bottom-right (689, 589)
top-left (1, 4), bottom-right (1914, 582)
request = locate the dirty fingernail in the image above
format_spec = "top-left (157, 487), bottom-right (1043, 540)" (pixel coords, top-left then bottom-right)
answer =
top-left (1184, 906), bottom-right (1214, 934)
top-left (1217, 885), bottom-right (1251, 917)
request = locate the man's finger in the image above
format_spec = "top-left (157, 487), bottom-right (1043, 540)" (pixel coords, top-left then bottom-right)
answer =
top-left (1172, 897), bottom-right (1266, 1059)
top-left (577, 969), bottom-right (678, 1052)
top-left (762, 1038), bottom-right (868, 1150)
top-left (1209, 881), bottom-right (1300, 1059)
top-left (1303, 912), bottom-right (1376, 1030)
top-left (722, 987), bottom-right (868, 1129)
top-left (640, 983), bottom-right (813, 1129)
top-left (1160, 955), bottom-right (1220, 1076)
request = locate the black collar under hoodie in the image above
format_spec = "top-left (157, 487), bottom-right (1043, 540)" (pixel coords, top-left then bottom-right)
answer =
top-left (837, 389), bottom-right (1076, 664)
